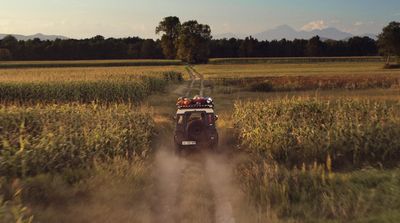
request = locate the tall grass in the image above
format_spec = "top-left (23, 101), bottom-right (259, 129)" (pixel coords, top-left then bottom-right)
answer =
top-left (0, 104), bottom-right (154, 178)
top-left (238, 160), bottom-right (400, 222)
top-left (234, 98), bottom-right (400, 221)
top-left (0, 179), bottom-right (34, 223)
top-left (234, 98), bottom-right (400, 168)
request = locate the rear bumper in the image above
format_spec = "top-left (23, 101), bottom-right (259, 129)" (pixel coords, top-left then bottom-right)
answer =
top-left (175, 139), bottom-right (218, 149)
top-left (174, 133), bottom-right (218, 149)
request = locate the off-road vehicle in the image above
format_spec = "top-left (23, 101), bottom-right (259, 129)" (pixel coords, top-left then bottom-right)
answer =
top-left (174, 96), bottom-right (219, 152)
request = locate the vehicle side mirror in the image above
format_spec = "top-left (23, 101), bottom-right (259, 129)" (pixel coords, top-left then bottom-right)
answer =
top-left (215, 115), bottom-right (219, 121)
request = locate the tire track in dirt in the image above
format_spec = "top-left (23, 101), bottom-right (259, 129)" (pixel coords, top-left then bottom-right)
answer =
top-left (152, 66), bottom-right (240, 223)
top-left (153, 149), bottom-right (187, 223)
top-left (185, 66), bottom-right (197, 97)
top-left (186, 66), bottom-right (204, 97)
top-left (174, 153), bottom-right (216, 223)
top-left (152, 71), bottom-right (215, 223)
top-left (190, 66), bottom-right (237, 223)
top-left (205, 155), bottom-right (236, 223)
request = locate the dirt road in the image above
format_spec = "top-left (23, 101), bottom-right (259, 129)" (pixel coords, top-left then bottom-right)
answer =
top-left (185, 66), bottom-right (205, 97)
top-left (151, 66), bottom-right (247, 223)
top-left (28, 65), bottom-right (262, 223)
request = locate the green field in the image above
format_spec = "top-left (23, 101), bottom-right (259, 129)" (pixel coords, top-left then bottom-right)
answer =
top-left (0, 58), bottom-right (399, 223)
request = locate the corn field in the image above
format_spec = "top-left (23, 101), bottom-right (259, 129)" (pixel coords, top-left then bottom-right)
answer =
top-left (0, 60), bottom-right (182, 69)
top-left (233, 98), bottom-right (400, 169)
top-left (213, 75), bottom-right (400, 92)
top-left (237, 159), bottom-right (400, 221)
top-left (0, 71), bottom-right (182, 103)
top-left (0, 66), bottom-right (183, 221)
top-left (0, 104), bottom-right (154, 178)
top-left (234, 98), bottom-right (400, 221)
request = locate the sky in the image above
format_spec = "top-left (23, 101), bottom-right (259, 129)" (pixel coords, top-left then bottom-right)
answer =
top-left (0, 0), bottom-right (399, 39)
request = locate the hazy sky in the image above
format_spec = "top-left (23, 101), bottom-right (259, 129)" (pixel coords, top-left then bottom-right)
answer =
top-left (1, 0), bottom-right (399, 39)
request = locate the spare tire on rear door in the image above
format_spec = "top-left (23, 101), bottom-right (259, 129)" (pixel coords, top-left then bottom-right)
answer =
top-left (187, 119), bottom-right (206, 142)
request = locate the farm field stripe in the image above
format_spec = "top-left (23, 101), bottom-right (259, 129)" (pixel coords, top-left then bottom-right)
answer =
top-left (208, 56), bottom-right (387, 65)
top-left (0, 60), bottom-right (183, 69)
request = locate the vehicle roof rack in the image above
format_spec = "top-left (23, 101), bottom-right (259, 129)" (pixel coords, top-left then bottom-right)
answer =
top-left (177, 104), bottom-right (214, 109)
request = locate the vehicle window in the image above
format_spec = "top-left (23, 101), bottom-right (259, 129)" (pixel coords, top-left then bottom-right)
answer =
top-left (187, 112), bottom-right (203, 121)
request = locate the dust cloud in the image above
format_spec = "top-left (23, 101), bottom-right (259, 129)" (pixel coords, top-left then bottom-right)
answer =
top-left (153, 149), bottom-right (186, 223)
top-left (152, 144), bottom-right (260, 223)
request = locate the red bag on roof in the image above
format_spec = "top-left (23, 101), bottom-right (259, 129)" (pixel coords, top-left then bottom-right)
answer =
top-left (192, 95), bottom-right (207, 105)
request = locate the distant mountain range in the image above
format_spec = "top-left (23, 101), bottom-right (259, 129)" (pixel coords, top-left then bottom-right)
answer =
top-left (214, 25), bottom-right (377, 41)
top-left (1, 27), bottom-right (378, 42)
top-left (213, 32), bottom-right (245, 40)
top-left (0, 33), bottom-right (69, 41)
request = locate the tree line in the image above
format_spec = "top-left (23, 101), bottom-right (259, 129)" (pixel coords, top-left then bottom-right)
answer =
top-left (0, 35), bottom-right (164, 60)
top-left (210, 36), bottom-right (378, 58)
top-left (0, 35), bottom-right (379, 61)
top-left (0, 18), bottom-right (399, 64)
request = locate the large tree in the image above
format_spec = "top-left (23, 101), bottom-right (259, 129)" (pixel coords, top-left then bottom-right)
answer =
top-left (378, 21), bottom-right (400, 65)
top-left (306, 36), bottom-right (325, 57)
top-left (155, 16), bottom-right (181, 59)
top-left (239, 36), bottom-right (258, 57)
top-left (176, 20), bottom-right (212, 64)
top-left (0, 35), bottom-right (18, 59)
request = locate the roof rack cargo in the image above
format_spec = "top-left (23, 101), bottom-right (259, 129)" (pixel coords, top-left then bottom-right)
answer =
top-left (177, 104), bottom-right (214, 109)
top-left (176, 96), bottom-right (214, 109)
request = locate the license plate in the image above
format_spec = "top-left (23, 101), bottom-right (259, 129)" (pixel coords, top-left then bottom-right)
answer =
top-left (182, 141), bottom-right (196, 146)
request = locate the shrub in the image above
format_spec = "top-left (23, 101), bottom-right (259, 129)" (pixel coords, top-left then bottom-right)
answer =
top-left (249, 81), bottom-right (273, 92)
top-left (163, 71), bottom-right (184, 82)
